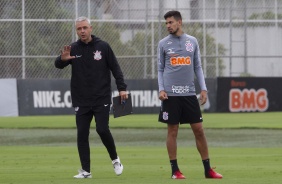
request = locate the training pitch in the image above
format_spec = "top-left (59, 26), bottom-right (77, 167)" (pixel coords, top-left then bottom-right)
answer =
top-left (0, 112), bottom-right (282, 184)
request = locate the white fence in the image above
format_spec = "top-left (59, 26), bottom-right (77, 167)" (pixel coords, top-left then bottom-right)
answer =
top-left (1, 0), bottom-right (282, 79)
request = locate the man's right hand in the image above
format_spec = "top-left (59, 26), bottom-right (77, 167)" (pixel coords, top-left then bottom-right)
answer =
top-left (159, 90), bottom-right (168, 101)
top-left (60, 45), bottom-right (75, 61)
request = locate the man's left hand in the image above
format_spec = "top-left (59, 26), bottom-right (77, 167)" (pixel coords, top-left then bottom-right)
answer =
top-left (119, 91), bottom-right (128, 103)
top-left (200, 90), bottom-right (207, 105)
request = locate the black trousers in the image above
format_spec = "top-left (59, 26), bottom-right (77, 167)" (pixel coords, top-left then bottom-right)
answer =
top-left (75, 105), bottom-right (117, 172)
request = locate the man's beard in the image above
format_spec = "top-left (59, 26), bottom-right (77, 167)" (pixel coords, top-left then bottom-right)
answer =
top-left (169, 27), bottom-right (179, 35)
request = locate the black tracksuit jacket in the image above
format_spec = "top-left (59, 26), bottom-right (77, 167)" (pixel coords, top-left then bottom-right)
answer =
top-left (55, 35), bottom-right (127, 107)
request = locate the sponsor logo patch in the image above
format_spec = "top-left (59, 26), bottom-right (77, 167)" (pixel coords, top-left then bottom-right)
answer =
top-left (166, 40), bottom-right (172, 44)
top-left (170, 57), bottom-right (191, 66)
top-left (74, 107), bottom-right (79, 114)
top-left (167, 48), bottom-right (175, 54)
top-left (172, 85), bottom-right (190, 94)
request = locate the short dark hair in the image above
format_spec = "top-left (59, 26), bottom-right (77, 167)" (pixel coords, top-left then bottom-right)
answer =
top-left (164, 10), bottom-right (182, 20)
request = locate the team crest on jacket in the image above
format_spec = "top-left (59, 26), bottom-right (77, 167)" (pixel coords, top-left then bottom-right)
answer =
top-left (185, 43), bottom-right (193, 52)
top-left (93, 50), bottom-right (102, 60)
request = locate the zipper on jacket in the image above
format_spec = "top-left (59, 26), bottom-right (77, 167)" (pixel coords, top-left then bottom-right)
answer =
top-left (86, 45), bottom-right (89, 60)
top-left (178, 37), bottom-right (181, 50)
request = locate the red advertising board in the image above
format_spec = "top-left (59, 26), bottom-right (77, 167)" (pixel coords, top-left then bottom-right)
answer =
top-left (217, 77), bottom-right (282, 112)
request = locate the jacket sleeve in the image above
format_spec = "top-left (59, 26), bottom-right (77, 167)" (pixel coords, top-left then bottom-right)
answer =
top-left (106, 44), bottom-right (127, 91)
top-left (54, 55), bottom-right (71, 69)
top-left (157, 41), bottom-right (165, 92)
top-left (193, 39), bottom-right (207, 91)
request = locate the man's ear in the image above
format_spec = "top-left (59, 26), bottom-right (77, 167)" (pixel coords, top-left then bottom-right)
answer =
top-left (178, 20), bottom-right (182, 26)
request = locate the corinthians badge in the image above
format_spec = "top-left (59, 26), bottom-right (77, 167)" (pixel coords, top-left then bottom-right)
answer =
top-left (93, 50), bottom-right (102, 60)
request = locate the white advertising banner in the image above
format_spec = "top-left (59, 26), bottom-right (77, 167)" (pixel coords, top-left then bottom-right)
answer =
top-left (0, 79), bottom-right (19, 116)
top-left (17, 79), bottom-right (217, 116)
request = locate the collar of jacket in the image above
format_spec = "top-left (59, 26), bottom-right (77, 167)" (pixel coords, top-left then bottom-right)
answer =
top-left (77, 35), bottom-right (99, 46)
top-left (169, 33), bottom-right (186, 39)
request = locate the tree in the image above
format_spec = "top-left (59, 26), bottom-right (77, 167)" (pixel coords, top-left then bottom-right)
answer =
top-left (127, 23), bottom-right (226, 78)
top-left (0, 1), bottom-right (22, 78)
top-left (185, 23), bottom-right (226, 77)
top-left (92, 22), bottom-right (141, 79)
top-left (24, 0), bottom-right (73, 78)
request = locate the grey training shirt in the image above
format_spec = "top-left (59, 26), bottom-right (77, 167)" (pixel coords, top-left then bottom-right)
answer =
top-left (157, 33), bottom-right (207, 96)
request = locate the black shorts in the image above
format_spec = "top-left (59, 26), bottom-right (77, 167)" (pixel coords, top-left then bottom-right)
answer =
top-left (158, 96), bottom-right (203, 124)
top-left (75, 105), bottom-right (111, 125)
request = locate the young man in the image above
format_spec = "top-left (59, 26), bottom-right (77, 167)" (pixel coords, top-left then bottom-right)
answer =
top-left (157, 11), bottom-right (222, 179)
top-left (55, 17), bottom-right (127, 178)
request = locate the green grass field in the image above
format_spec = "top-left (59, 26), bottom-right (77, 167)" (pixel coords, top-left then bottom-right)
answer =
top-left (1, 112), bottom-right (282, 129)
top-left (1, 112), bottom-right (282, 184)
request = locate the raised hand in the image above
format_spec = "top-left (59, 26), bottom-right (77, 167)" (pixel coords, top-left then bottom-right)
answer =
top-left (60, 45), bottom-right (75, 61)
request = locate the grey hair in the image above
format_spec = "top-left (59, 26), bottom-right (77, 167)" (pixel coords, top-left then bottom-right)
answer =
top-left (75, 16), bottom-right (91, 25)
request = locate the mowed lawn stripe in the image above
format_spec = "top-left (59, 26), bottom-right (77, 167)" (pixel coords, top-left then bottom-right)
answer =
top-left (1, 146), bottom-right (282, 184)
top-left (0, 112), bottom-right (282, 129)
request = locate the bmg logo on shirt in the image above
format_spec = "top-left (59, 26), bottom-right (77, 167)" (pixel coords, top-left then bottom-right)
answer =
top-left (170, 57), bottom-right (191, 66)
top-left (172, 85), bottom-right (190, 94)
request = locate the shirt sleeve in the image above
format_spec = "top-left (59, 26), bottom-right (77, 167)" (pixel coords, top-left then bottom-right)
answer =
top-left (54, 44), bottom-right (74, 69)
top-left (106, 44), bottom-right (127, 91)
top-left (157, 41), bottom-right (165, 92)
top-left (193, 39), bottom-right (207, 91)
top-left (54, 55), bottom-right (71, 69)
